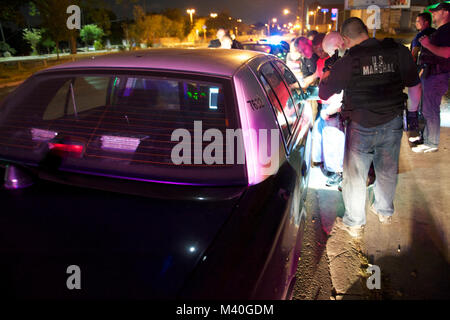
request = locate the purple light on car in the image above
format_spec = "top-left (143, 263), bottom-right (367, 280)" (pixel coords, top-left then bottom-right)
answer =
top-left (60, 168), bottom-right (216, 187)
top-left (30, 128), bottom-right (57, 141)
top-left (123, 78), bottom-right (136, 97)
top-left (101, 135), bottom-right (141, 152)
top-left (233, 79), bottom-right (258, 186)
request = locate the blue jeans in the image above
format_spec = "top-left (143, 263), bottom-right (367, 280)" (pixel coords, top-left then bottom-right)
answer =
top-left (421, 72), bottom-right (449, 148)
top-left (342, 116), bottom-right (403, 227)
top-left (311, 104), bottom-right (345, 173)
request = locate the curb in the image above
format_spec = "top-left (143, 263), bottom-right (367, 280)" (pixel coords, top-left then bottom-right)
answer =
top-left (0, 80), bottom-right (24, 89)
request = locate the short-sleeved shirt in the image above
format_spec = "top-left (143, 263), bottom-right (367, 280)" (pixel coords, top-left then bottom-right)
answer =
top-left (411, 27), bottom-right (436, 50)
top-left (419, 22), bottom-right (450, 72)
top-left (319, 38), bottom-right (420, 127)
top-left (430, 22), bottom-right (450, 47)
top-left (301, 53), bottom-right (318, 77)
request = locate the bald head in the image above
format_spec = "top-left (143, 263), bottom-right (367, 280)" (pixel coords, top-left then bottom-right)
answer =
top-left (322, 32), bottom-right (345, 56)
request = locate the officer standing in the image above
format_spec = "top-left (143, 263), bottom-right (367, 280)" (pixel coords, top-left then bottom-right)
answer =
top-left (319, 18), bottom-right (422, 238)
top-left (411, 3), bottom-right (450, 153)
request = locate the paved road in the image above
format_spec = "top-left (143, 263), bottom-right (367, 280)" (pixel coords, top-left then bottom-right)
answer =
top-left (306, 94), bottom-right (450, 299)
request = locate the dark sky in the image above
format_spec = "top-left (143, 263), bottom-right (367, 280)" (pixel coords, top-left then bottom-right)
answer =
top-left (111, 0), bottom-right (338, 24)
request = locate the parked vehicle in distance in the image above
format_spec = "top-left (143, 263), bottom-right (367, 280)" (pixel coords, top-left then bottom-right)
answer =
top-left (0, 48), bottom-right (313, 299)
top-left (242, 37), bottom-right (291, 62)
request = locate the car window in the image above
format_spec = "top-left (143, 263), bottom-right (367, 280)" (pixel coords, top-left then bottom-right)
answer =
top-left (272, 60), bottom-right (304, 115)
top-left (44, 76), bottom-right (109, 120)
top-left (259, 62), bottom-right (297, 132)
top-left (258, 72), bottom-right (290, 143)
top-left (0, 71), bottom-right (246, 186)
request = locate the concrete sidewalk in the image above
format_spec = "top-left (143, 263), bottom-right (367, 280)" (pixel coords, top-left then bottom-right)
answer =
top-left (362, 128), bottom-right (449, 299)
top-left (311, 125), bottom-right (449, 299)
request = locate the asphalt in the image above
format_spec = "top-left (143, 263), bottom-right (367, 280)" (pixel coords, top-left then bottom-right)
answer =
top-left (308, 98), bottom-right (450, 300)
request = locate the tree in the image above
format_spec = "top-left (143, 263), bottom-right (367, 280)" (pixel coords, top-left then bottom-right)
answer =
top-left (23, 28), bottom-right (42, 55)
top-left (82, 0), bottom-right (116, 37)
top-left (0, 0), bottom-right (27, 26)
top-left (32, 0), bottom-right (80, 58)
top-left (163, 8), bottom-right (190, 39)
top-left (129, 6), bottom-right (184, 46)
top-left (206, 11), bottom-right (235, 32)
top-left (80, 24), bottom-right (104, 46)
top-left (41, 38), bottom-right (56, 54)
top-left (0, 42), bottom-right (16, 57)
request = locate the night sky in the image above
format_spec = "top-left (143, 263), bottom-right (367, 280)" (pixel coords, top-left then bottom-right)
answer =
top-left (109, 0), bottom-right (338, 24)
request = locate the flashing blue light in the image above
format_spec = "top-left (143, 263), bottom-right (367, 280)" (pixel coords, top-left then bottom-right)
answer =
top-left (266, 36), bottom-right (283, 45)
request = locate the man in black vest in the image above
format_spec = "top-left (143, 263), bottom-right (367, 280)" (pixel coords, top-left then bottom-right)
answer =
top-left (411, 3), bottom-right (450, 153)
top-left (319, 18), bottom-right (421, 238)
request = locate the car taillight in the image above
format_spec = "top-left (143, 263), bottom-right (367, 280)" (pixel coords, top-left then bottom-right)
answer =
top-left (48, 143), bottom-right (84, 157)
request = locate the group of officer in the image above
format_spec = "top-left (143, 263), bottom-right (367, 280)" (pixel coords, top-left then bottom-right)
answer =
top-left (316, 2), bottom-right (449, 238)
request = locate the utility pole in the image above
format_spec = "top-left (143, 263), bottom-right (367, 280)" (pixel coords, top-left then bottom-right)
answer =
top-left (299, 0), bottom-right (305, 31)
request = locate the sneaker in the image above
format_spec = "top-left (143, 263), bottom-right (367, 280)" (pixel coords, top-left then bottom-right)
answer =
top-left (326, 172), bottom-right (343, 187)
top-left (408, 136), bottom-right (421, 143)
top-left (333, 217), bottom-right (364, 239)
top-left (412, 144), bottom-right (438, 153)
top-left (369, 204), bottom-right (392, 225)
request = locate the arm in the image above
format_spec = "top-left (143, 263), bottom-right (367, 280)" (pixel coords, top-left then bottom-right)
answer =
top-left (419, 36), bottom-right (450, 58)
top-left (407, 83), bottom-right (421, 112)
top-left (320, 91), bottom-right (343, 120)
top-left (303, 72), bottom-right (319, 88)
top-left (318, 57), bottom-right (350, 100)
top-left (411, 46), bottom-right (420, 62)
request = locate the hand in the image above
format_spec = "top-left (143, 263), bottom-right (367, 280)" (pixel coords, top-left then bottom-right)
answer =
top-left (419, 35), bottom-right (431, 49)
top-left (320, 108), bottom-right (330, 120)
top-left (321, 70), bottom-right (331, 81)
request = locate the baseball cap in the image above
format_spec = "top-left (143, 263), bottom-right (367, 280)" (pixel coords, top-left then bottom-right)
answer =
top-left (430, 2), bottom-right (450, 12)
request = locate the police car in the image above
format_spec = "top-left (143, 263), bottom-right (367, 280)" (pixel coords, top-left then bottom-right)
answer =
top-left (242, 37), bottom-right (291, 62)
top-left (0, 48), bottom-right (313, 299)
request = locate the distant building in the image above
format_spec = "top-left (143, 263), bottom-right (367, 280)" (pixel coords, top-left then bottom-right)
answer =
top-left (343, 0), bottom-right (434, 34)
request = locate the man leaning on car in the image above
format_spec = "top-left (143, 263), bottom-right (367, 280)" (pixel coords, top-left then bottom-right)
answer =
top-left (318, 17), bottom-right (422, 239)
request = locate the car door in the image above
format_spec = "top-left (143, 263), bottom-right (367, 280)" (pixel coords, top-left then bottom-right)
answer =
top-left (254, 59), bottom-right (312, 298)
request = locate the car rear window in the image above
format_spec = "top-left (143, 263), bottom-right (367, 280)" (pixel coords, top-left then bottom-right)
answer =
top-left (0, 70), bottom-right (246, 186)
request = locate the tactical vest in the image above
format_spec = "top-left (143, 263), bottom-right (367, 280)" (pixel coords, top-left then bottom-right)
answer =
top-left (343, 38), bottom-right (406, 119)
top-left (419, 47), bottom-right (450, 75)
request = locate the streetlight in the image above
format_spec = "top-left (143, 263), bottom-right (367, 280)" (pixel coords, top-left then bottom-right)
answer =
top-left (186, 9), bottom-right (195, 25)
top-left (283, 9), bottom-right (290, 15)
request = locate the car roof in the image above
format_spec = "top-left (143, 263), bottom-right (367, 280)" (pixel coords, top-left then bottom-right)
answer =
top-left (44, 48), bottom-right (267, 77)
